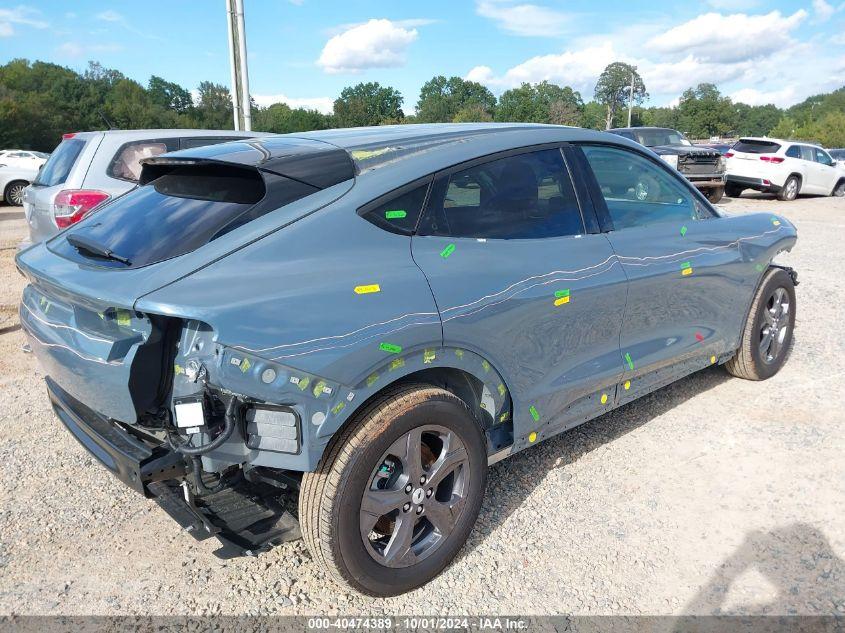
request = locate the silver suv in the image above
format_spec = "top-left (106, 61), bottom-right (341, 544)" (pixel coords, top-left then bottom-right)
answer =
top-left (22, 129), bottom-right (272, 247)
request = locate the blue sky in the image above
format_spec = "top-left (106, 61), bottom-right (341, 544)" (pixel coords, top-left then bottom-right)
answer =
top-left (1, 1), bottom-right (844, 113)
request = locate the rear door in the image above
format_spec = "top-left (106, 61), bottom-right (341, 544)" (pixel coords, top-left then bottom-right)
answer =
top-left (411, 145), bottom-right (628, 435)
top-left (578, 143), bottom-right (747, 401)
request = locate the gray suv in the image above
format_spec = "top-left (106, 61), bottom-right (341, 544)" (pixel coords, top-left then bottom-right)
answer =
top-left (22, 129), bottom-right (272, 247)
top-left (17, 124), bottom-right (797, 596)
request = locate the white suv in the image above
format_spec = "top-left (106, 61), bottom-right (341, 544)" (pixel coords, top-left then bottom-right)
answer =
top-left (725, 137), bottom-right (845, 201)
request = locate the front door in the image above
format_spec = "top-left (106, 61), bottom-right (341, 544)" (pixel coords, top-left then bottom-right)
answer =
top-left (412, 146), bottom-right (628, 438)
top-left (578, 143), bottom-right (747, 399)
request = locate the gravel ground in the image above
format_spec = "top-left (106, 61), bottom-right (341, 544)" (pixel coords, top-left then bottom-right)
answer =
top-left (0, 194), bottom-right (843, 616)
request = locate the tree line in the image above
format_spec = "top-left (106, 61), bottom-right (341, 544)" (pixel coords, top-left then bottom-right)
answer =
top-left (1, 58), bottom-right (843, 152)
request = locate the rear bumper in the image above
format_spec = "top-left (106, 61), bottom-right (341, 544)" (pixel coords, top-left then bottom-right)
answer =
top-left (46, 377), bottom-right (186, 496)
top-left (685, 176), bottom-right (726, 189)
top-left (726, 175), bottom-right (782, 192)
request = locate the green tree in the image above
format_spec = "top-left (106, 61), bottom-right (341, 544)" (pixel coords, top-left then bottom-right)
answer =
top-left (148, 75), bottom-right (193, 112)
top-left (675, 83), bottom-right (737, 138)
top-left (416, 75), bottom-right (496, 123)
top-left (733, 103), bottom-right (782, 137)
top-left (333, 82), bottom-right (403, 127)
top-left (452, 103), bottom-right (493, 123)
top-left (496, 81), bottom-right (583, 125)
top-left (581, 101), bottom-right (606, 130)
top-left (594, 62), bottom-right (647, 129)
top-left (195, 81), bottom-right (234, 129)
top-left (253, 102), bottom-right (331, 133)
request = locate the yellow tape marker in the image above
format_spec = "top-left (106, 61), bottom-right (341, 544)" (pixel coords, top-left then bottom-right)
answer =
top-left (600, 393), bottom-right (608, 404)
top-left (354, 284), bottom-right (381, 295)
top-left (528, 432), bottom-right (537, 443)
top-left (390, 357), bottom-right (405, 371)
top-left (623, 380), bottom-right (631, 390)
top-left (174, 364), bottom-right (184, 375)
top-left (331, 402), bottom-right (345, 415)
top-left (497, 383), bottom-right (506, 397)
top-left (240, 357), bottom-right (251, 373)
top-left (711, 355), bottom-right (717, 364)
top-left (366, 373), bottom-right (379, 387)
top-left (481, 360), bottom-right (490, 373)
top-left (554, 296), bottom-right (571, 306)
top-left (423, 348), bottom-right (436, 364)
top-left (682, 268), bottom-right (693, 276)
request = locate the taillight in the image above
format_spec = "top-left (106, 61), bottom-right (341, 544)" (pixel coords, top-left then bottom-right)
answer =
top-left (724, 152), bottom-right (734, 158)
top-left (62, 132), bottom-right (76, 139)
top-left (760, 155), bottom-right (785, 164)
top-left (53, 190), bottom-right (109, 228)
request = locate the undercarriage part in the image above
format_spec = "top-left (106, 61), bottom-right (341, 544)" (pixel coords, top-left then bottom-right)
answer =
top-left (168, 396), bottom-right (238, 456)
top-left (149, 474), bottom-right (301, 558)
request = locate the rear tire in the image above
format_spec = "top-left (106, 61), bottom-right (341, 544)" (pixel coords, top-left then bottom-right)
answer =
top-left (299, 383), bottom-right (488, 596)
top-left (833, 180), bottom-right (845, 197)
top-left (725, 268), bottom-right (795, 381)
top-left (725, 183), bottom-right (744, 198)
top-left (704, 187), bottom-right (724, 204)
top-left (3, 180), bottom-right (27, 206)
top-left (778, 176), bottom-right (800, 201)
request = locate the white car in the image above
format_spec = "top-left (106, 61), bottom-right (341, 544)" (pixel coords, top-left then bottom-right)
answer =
top-left (725, 137), bottom-right (845, 201)
top-left (0, 149), bottom-right (49, 170)
top-left (0, 164), bottom-right (39, 206)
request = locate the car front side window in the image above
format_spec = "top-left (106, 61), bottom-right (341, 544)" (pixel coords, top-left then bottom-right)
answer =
top-left (814, 148), bottom-right (834, 166)
top-left (581, 145), bottom-right (702, 231)
top-left (419, 148), bottom-right (584, 240)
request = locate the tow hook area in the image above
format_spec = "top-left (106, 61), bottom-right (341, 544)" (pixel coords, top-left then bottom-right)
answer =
top-left (148, 465), bottom-right (301, 558)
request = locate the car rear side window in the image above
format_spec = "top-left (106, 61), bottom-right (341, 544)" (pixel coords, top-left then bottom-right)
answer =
top-left (582, 145), bottom-right (703, 230)
top-left (733, 140), bottom-right (782, 154)
top-left (51, 163), bottom-right (317, 268)
top-left (107, 139), bottom-right (179, 182)
top-left (419, 148), bottom-right (584, 239)
top-left (358, 179), bottom-right (431, 235)
top-left (785, 145), bottom-right (801, 159)
top-left (33, 138), bottom-right (85, 187)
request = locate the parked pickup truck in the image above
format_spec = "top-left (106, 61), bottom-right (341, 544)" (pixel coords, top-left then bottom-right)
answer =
top-left (609, 126), bottom-right (727, 203)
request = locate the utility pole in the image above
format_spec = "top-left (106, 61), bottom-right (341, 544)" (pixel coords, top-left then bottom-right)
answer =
top-left (627, 69), bottom-right (634, 127)
top-left (225, 0), bottom-right (252, 131)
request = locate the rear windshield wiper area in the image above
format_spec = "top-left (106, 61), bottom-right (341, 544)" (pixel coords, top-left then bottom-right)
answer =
top-left (66, 233), bottom-right (132, 266)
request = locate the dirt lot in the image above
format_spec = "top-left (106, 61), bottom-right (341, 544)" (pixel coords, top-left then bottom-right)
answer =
top-left (1, 194), bottom-right (844, 616)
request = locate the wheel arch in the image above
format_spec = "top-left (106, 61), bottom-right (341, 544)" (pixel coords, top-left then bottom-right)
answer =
top-left (313, 346), bottom-right (514, 459)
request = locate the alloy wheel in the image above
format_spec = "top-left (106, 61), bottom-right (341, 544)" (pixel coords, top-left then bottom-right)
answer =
top-left (759, 286), bottom-right (790, 363)
top-left (360, 424), bottom-right (470, 568)
top-left (7, 183), bottom-right (25, 206)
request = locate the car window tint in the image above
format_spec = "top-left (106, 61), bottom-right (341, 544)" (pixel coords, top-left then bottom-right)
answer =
top-left (33, 138), bottom-right (85, 187)
top-left (814, 148), bottom-right (833, 166)
top-left (799, 146), bottom-right (815, 161)
top-left (358, 181), bottom-right (430, 235)
top-left (785, 145), bottom-right (801, 159)
top-left (107, 139), bottom-right (179, 182)
top-left (420, 148), bottom-right (584, 239)
top-left (50, 163), bottom-right (318, 269)
top-left (582, 145), bottom-right (698, 230)
top-left (733, 139), bottom-right (781, 154)
top-left (181, 137), bottom-right (245, 149)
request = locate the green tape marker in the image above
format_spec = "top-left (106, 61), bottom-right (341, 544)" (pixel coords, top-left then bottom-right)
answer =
top-left (680, 225), bottom-right (688, 237)
top-left (440, 243), bottom-right (456, 259)
top-left (529, 405), bottom-right (540, 422)
top-left (625, 352), bottom-right (634, 371)
top-left (379, 342), bottom-right (402, 354)
top-left (755, 263), bottom-right (764, 272)
top-left (385, 209), bottom-right (406, 220)
top-left (554, 289), bottom-right (571, 298)
top-left (680, 261), bottom-right (691, 270)
top-left (331, 402), bottom-right (346, 415)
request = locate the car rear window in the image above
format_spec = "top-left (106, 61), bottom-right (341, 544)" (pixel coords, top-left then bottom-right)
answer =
top-left (33, 138), bottom-right (85, 187)
top-left (51, 163), bottom-right (317, 268)
top-left (107, 139), bottom-right (178, 182)
top-left (733, 139), bottom-right (781, 154)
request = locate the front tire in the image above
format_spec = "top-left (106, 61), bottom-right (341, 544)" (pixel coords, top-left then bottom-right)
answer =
top-left (725, 268), bottom-right (795, 380)
top-left (3, 180), bottom-right (27, 206)
top-left (300, 383), bottom-right (488, 596)
top-left (704, 186), bottom-right (724, 204)
top-left (778, 176), bottom-right (800, 201)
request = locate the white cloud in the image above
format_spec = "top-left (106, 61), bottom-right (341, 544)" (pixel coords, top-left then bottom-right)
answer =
top-left (812, 0), bottom-right (836, 22)
top-left (466, 43), bottom-right (619, 93)
top-left (317, 18), bottom-right (420, 74)
top-left (95, 9), bottom-right (159, 40)
top-left (0, 6), bottom-right (48, 37)
top-left (95, 9), bottom-right (123, 23)
top-left (475, 0), bottom-right (571, 37)
top-left (57, 42), bottom-right (123, 58)
top-left (252, 93), bottom-right (334, 114)
top-left (730, 86), bottom-right (797, 107)
top-left (646, 10), bottom-right (807, 63)
top-left (639, 55), bottom-right (752, 94)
